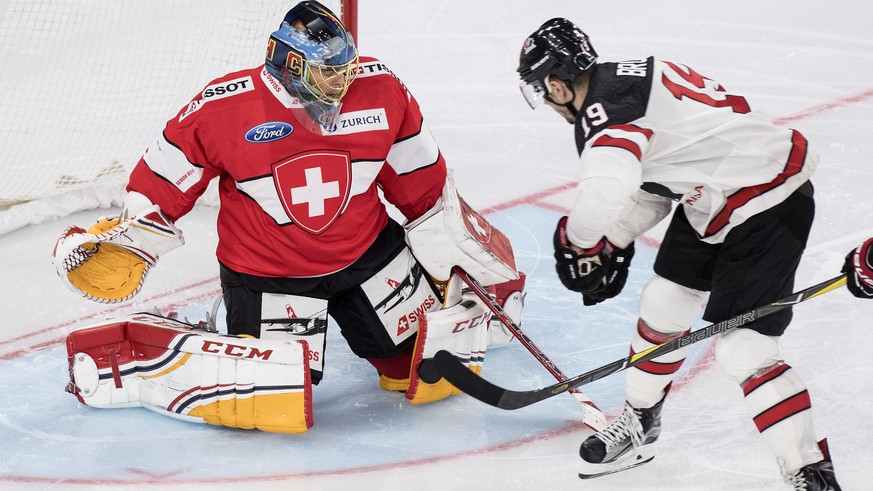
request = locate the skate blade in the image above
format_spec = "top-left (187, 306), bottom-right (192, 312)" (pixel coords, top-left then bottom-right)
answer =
top-left (578, 446), bottom-right (655, 479)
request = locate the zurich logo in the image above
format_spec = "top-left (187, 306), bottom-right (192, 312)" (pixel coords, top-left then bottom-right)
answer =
top-left (244, 121), bottom-right (293, 143)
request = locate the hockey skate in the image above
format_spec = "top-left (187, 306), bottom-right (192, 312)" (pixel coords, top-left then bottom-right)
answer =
top-left (786, 460), bottom-right (841, 490)
top-left (578, 396), bottom-right (664, 479)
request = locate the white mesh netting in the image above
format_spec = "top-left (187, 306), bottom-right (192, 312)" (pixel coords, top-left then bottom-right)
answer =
top-left (0, 0), bottom-right (347, 235)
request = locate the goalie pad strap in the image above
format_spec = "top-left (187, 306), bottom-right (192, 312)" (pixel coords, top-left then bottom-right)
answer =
top-left (66, 313), bottom-right (313, 434)
top-left (405, 169), bottom-right (518, 286)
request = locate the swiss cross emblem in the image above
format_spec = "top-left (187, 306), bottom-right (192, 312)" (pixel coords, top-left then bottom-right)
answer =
top-left (272, 150), bottom-right (352, 235)
top-left (397, 315), bottom-right (410, 336)
top-left (458, 193), bottom-right (517, 271)
top-left (459, 194), bottom-right (492, 243)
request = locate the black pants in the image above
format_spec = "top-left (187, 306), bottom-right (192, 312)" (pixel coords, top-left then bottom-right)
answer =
top-left (220, 220), bottom-right (420, 358)
top-left (653, 181), bottom-right (815, 336)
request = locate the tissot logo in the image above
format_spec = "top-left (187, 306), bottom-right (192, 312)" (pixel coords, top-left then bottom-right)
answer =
top-left (179, 75), bottom-right (254, 122)
top-left (202, 77), bottom-right (253, 99)
top-left (245, 122), bottom-right (294, 143)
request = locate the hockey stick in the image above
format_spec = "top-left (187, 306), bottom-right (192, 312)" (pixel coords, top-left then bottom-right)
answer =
top-left (451, 266), bottom-right (608, 431)
top-left (434, 274), bottom-right (847, 411)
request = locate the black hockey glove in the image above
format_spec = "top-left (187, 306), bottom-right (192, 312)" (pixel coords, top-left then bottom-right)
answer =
top-left (553, 217), bottom-right (608, 293)
top-left (582, 241), bottom-right (635, 306)
top-left (842, 238), bottom-right (873, 299)
top-left (552, 216), bottom-right (635, 305)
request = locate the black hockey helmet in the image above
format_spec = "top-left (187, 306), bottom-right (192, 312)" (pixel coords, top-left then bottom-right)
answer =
top-left (517, 18), bottom-right (597, 109)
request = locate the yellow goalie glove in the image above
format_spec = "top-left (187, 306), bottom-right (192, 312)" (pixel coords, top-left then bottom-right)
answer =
top-left (52, 206), bottom-right (184, 303)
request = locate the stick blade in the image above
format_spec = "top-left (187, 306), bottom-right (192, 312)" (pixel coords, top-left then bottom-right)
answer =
top-left (432, 350), bottom-right (507, 408)
top-left (433, 350), bottom-right (556, 410)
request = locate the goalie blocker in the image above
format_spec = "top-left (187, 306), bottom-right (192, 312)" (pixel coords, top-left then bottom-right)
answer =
top-left (405, 169), bottom-right (518, 287)
top-left (404, 168), bottom-right (524, 349)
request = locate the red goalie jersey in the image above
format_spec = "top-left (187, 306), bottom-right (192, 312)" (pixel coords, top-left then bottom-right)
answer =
top-left (126, 57), bottom-right (447, 278)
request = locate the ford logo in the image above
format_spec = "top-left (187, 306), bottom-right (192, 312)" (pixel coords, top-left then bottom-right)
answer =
top-left (244, 121), bottom-right (293, 143)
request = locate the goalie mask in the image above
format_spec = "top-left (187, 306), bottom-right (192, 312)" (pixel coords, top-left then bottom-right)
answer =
top-left (265, 1), bottom-right (359, 132)
top-left (517, 18), bottom-right (597, 110)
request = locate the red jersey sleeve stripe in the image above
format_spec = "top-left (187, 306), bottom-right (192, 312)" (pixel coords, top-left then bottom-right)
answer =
top-left (704, 130), bottom-right (808, 238)
top-left (590, 125), bottom-right (653, 161)
top-left (591, 135), bottom-right (644, 160)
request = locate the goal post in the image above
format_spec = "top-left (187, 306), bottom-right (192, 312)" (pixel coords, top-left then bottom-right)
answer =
top-left (0, 0), bottom-right (356, 236)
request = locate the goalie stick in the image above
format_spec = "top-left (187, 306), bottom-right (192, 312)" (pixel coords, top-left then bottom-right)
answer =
top-left (433, 274), bottom-right (847, 411)
top-left (450, 266), bottom-right (608, 431)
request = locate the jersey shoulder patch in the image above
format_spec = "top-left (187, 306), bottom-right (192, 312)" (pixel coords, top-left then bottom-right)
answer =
top-left (355, 56), bottom-right (398, 80)
top-left (575, 57), bottom-right (654, 153)
top-left (177, 67), bottom-right (260, 124)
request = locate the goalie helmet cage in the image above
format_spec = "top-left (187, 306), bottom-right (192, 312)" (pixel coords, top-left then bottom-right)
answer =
top-left (0, 0), bottom-right (356, 236)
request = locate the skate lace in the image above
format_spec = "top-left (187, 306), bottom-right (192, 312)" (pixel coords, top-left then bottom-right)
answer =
top-left (595, 403), bottom-right (644, 450)
top-left (785, 472), bottom-right (809, 490)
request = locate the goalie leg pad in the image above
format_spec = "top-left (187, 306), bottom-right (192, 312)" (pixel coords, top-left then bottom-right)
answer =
top-left (66, 313), bottom-right (313, 434)
top-left (405, 285), bottom-right (492, 404)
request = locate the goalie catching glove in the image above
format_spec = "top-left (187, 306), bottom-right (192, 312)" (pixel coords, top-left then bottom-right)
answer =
top-left (553, 216), bottom-right (634, 306)
top-left (52, 205), bottom-right (184, 303)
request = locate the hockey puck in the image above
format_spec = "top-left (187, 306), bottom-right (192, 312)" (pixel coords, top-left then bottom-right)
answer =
top-left (417, 359), bottom-right (443, 384)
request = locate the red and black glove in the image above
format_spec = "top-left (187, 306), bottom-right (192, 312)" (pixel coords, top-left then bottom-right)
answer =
top-left (553, 216), bottom-right (635, 306)
top-left (842, 238), bottom-right (873, 299)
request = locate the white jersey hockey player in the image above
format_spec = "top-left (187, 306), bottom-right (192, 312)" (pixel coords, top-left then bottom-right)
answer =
top-left (516, 17), bottom-right (840, 490)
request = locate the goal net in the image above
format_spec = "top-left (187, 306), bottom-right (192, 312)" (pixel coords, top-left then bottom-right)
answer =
top-left (0, 0), bottom-right (353, 235)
